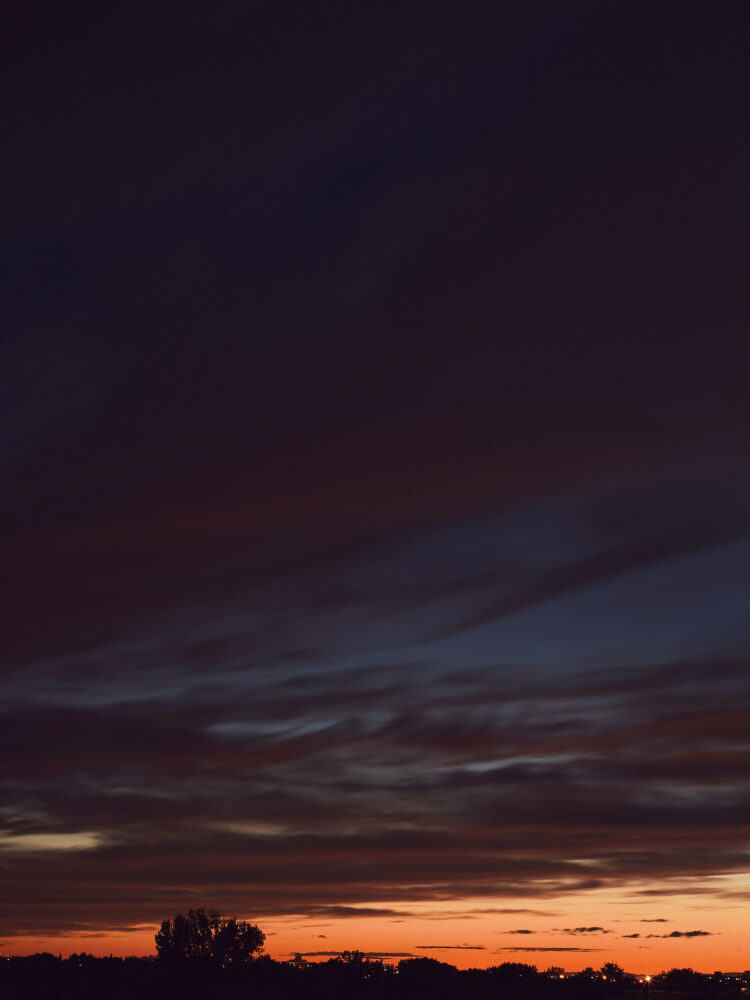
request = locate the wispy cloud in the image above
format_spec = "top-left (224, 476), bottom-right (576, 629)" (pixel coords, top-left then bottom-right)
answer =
top-left (303, 906), bottom-right (411, 919)
top-left (646, 930), bottom-right (712, 939)
top-left (416, 944), bottom-right (486, 950)
top-left (497, 947), bottom-right (603, 953)
top-left (558, 927), bottom-right (612, 935)
top-left (297, 951), bottom-right (415, 958)
top-left (3, 480), bottom-right (750, 942)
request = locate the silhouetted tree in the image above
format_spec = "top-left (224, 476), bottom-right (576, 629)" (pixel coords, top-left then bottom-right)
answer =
top-left (154, 908), bottom-right (264, 965)
top-left (340, 949), bottom-right (366, 964)
top-left (659, 967), bottom-right (707, 993)
top-left (488, 961), bottom-right (539, 984)
top-left (486, 962), bottom-right (541, 1000)
top-left (396, 955), bottom-right (456, 994)
top-left (601, 962), bottom-right (631, 995)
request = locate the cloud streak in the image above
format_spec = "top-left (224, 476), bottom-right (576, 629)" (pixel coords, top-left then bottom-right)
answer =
top-left (558, 928), bottom-right (612, 935)
top-left (497, 947), bottom-right (603, 953)
top-left (646, 931), bottom-right (712, 939)
top-left (416, 944), bottom-right (486, 950)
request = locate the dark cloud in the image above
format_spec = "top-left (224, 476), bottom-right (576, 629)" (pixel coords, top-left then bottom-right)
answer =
top-left (622, 934), bottom-right (640, 939)
top-left (559, 928), bottom-right (612, 935)
top-left (2, 0), bottom-right (750, 955)
top-left (646, 931), bottom-right (712, 939)
top-left (497, 948), bottom-right (602, 953)
top-left (416, 944), bottom-right (486, 950)
top-left (304, 906), bottom-right (411, 919)
top-left (2, 641), bottom-right (750, 939)
top-left (435, 513), bottom-right (747, 640)
top-left (297, 951), bottom-right (415, 959)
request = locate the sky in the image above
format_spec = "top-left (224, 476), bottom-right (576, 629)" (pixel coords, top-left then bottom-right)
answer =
top-left (2, 0), bottom-right (750, 973)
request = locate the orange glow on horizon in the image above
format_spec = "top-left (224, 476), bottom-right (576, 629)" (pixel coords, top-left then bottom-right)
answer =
top-left (4, 889), bottom-right (747, 973)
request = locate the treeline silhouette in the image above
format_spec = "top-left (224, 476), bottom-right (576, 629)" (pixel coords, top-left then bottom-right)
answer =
top-left (3, 952), bottom-right (749, 1000)
top-left (2, 911), bottom-right (748, 1000)
top-left (4, 953), bottom-right (749, 1000)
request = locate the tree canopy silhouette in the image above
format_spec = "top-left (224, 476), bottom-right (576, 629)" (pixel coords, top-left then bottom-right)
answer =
top-left (155, 908), bottom-right (264, 965)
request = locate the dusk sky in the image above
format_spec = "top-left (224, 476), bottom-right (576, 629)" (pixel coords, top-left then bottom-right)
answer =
top-left (2, 1), bottom-right (750, 972)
